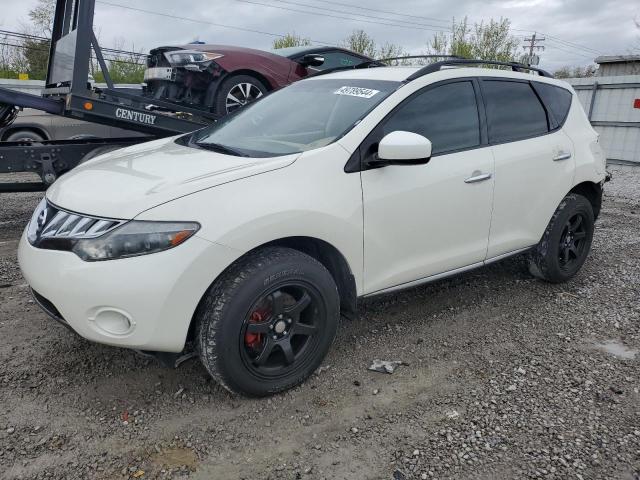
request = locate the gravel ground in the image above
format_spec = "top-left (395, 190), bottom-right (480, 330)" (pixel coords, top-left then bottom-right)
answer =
top-left (0, 166), bottom-right (639, 480)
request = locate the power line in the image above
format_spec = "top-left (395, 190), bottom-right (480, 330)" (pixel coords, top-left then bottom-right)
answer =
top-left (268, 0), bottom-right (451, 30)
top-left (0, 29), bottom-right (148, 59)
top-left (0, 41), bottom-right (146, 65)
top-left (304, 0), bottom-right (603, 55)
top-left (236, 0), bottom-right (448, 32)
top-left (542, 33), bottom-right (603, 55)
top-left (96, 1), bottom-right (337, 46)
top-left (304, 0), bottom-right (453, 24)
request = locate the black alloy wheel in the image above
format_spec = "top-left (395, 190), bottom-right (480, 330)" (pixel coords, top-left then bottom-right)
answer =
top-left (558, 212), bottom-right (588, 271)
top-left (240, 284), bottom-right (324, 379)
top-left (529, 193), bottom-right (595, 283)
top-left (196, 247), bottom-right (339, 396)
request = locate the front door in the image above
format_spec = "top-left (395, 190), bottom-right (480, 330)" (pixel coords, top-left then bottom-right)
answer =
top-left (360, 80), bottom-right (495, 294)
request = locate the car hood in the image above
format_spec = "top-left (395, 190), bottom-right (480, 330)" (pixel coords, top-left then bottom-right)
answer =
top-left (46, 137), bottom-right (298, 219)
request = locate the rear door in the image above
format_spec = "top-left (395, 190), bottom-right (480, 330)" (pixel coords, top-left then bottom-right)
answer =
top-left (361, 79), bottom-right (495, 294)
top-left (481, 79), bottom-right (575, 259)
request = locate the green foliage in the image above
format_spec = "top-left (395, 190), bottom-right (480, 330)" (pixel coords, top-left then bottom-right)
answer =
top-left (93, 59), bottom-right (146, 84)
top-left (22, 39), bottom-right (50, 80)
top-left (28, 0), bottom-right (55, 37)
top-left (341, 30), bottom-right (377, 58)
top-left (273, 33), bottom-right (312, 49)
top-left (340, 30), bottom-right (407, 61)
top-left (427, 17), bottom-right (519, 63)
top-left (0, 70), bottom-right (19, 79)
top-left (553, 64), bottom-right (597, 79)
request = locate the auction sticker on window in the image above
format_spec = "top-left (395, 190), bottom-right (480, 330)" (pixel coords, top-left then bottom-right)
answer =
top-left (334, 86), bottom-right (380, 98)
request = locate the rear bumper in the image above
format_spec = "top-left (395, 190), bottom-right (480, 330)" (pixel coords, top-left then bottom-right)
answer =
top-left (19, 229), bottom-right (240, 352)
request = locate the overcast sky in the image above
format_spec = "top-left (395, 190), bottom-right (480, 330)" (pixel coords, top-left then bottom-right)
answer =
top-left (2, 0), bottom-right (639, 71)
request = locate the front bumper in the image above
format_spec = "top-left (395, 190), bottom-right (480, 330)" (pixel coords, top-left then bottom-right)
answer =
top-left (144, 67), bottom-right (177, 82)
top-left (18, 229), bottom-right (239, 352)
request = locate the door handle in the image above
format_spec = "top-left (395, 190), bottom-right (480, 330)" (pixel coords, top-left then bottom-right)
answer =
top-left (553, 152), bottom-right (572, 161)
top-left (464, 172), bottom-right (492, 184)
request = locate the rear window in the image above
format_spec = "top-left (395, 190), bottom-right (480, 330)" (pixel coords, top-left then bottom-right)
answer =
top-left (532, 82), bottom-right (573, 127)
top-left (482, 80), bottom-right (549, 144)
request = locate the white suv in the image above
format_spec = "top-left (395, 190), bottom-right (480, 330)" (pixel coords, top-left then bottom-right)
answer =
top-left (19, 60), bottom-right (607, 396)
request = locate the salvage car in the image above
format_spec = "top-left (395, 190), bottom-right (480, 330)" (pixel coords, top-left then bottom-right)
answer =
top-left (143, 44), bottom-right (373, 115)
top-left (19, 61), bottom-right (607, 396)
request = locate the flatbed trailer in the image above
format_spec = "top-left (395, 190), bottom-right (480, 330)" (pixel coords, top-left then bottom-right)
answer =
top-left (0, 0), bottom-right (218, 193)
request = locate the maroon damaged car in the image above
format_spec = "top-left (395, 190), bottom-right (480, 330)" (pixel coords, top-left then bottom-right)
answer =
top-left (143, 45), bottom-right (373, 116)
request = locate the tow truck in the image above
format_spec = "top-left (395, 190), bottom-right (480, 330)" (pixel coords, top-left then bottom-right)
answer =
top-left (0, 0), bottom-right (218, 193)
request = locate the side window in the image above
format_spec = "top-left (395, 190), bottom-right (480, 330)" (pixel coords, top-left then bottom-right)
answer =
top-left (532, 82), bottom-right (573, 127)
top-left (313, 51), bottom-right (365, 71)
top-left (382, 81), bottom-right (480, 155)
top-left (482, 80), bottom-right (549, 143)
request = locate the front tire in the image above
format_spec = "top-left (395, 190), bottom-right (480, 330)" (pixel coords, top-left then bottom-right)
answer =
top-left (528, 193), bottom-right (595, 283)
top-left (214, 74), bottom-right (267, 116)
top-left (196, 247), bottom-right (339, 396)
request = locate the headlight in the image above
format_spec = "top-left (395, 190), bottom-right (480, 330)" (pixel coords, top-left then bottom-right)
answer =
top-left (72, 221), bottom-right (200, 261)
top-left (164, 50), bottom-right (223, 66)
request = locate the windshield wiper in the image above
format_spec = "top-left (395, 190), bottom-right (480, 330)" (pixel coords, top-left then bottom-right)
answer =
top-left (195, 141), bottom-right (248, 157)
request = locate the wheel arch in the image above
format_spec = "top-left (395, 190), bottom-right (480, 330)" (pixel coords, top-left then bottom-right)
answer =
top-left (262, 236), bottom-right (358, 319)
top-left (1, 125), bottom-right (49, 141)
top-left (569, 181), bottom-right (602, 219)
top-left (187, 235), bottom-right (358, 344)
top-left (220, 69), bottom-right (276, 92)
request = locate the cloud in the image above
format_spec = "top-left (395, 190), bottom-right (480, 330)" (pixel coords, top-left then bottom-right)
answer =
top-left (3, 0), bottom-right (638, 71)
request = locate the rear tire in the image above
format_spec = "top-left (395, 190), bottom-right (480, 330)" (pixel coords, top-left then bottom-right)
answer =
top-left (214, 74), bottom-right (268, 116)
top-left (196, 247), bottom-right (339, 396)
top-left (528, 193), bottom-right (595, 283)
top-left (5, 130), bottom-right (44, 142)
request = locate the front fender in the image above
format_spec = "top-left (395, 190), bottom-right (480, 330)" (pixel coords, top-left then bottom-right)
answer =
top-left (136, 144), bottom-right (365, 294)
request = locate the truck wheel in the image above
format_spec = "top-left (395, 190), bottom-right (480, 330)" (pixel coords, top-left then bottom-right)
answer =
top-left (196, 247), bottom-right (339, 396)
top-left (5, 130), bottom-right (44, 142)
top-left (528, 193), bottom-right (594, 283)
top-left (214, 74), bottom-right (267, 116)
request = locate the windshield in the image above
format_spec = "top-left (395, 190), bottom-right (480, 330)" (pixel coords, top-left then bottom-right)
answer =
top-left (190, 78), bottom-right (399, 158)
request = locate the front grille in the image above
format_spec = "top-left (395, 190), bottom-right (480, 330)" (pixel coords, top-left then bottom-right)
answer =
top-left (28, 199), bottom-right (124, 247)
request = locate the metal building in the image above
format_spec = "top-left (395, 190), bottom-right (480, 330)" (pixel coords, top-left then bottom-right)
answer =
top-left (595, 55), bottom-right (640, 77)
top-left (566, 57), bottom-right (640, 164)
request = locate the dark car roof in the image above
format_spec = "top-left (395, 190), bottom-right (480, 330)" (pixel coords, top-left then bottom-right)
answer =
top-left (270, 45), bottom-right (371, 60)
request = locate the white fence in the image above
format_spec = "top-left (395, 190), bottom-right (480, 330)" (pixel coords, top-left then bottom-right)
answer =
top-left (566, 75), bottom-right (640, 164)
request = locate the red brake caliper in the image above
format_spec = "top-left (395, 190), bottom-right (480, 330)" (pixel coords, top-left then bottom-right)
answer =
top-left (245, 310), bottom-right (266, 349)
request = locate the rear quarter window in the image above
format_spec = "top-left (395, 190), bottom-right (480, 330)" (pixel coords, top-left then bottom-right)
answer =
top-left (532, 82), bottom-right (573, 127)
top-left (482, 80), bottom-right (549, 144)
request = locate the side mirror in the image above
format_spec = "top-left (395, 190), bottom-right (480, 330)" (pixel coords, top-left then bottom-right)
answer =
top-left (371, 131), bottom-right (432, 167)
top-left (299, 54), bottom-right (325, 67)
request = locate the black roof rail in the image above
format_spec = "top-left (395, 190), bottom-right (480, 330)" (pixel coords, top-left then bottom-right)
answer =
top-left (377, 54), bottom-right (462, 64)
top-left (405, 58), bottom-right (553, 81)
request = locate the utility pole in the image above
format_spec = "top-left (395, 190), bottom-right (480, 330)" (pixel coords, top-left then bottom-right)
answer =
top-left (522, 32), bottom-right (545, 66)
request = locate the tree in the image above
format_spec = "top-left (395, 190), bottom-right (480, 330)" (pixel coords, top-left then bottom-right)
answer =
top-left (553, 64), bottom-right (597, 79)
top-left (340, 30), bottom-right (407, 62)
top-left (92, 39), bottom-right (146, 84)
top-left (377, 43), bottom-right (408, 64)
top-left (273, 33), bottom-right (312, 49)
top-left (27, 0), bottom-right (55, 37)
top-left (341, 30), bottom-right (377, 58)
top-left (22, 39), bottom-right (50, 80)
top-left (427, 17), bottom-right (519, 63)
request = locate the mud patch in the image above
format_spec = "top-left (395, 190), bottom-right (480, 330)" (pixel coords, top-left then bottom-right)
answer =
top-left (592, 339), bottom-right (638, 360)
